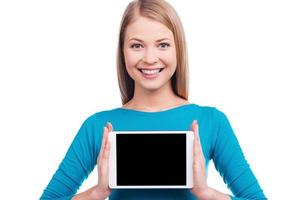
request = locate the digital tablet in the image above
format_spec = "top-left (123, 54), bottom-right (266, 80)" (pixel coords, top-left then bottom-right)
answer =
top-left (108, 131), bottom-right (194, 189)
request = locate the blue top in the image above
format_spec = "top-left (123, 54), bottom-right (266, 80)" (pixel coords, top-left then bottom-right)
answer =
top-left (40, 103), bottom-right (266, 200)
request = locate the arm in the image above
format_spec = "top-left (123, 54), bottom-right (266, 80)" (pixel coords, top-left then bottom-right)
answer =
top-left (190, 120), bottom-right (231, 200)
top-left (40, 115), bottom-right (100, 199)
top-left (211, 108), bottom-right (267, 199)
top-left (72, 123), bottom-right (113, 200)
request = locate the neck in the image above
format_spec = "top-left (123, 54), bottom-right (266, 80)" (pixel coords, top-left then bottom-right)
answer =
top-left (125, 81), bottom-right (188, 112)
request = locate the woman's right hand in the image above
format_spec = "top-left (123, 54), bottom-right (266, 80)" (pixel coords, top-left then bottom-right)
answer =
top-left (95, 122), bottom-right (113, 199)
top-left (72, 122), bottom-right (113, 200)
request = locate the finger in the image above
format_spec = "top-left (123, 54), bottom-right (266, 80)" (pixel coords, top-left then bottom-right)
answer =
top-left (191, 120), bottom-right (199, 146)
top-left (192, 120), bottom-right (199, 140)
top-left (107, 122), bottom-right (113, 133)
top-left (103, 122), bottom-right (112, 160)
top-left (191, 121), bottom-right (202, 186)
top-left (193, 121), bottom-right (202, 149)
top-left (100, 122), bottom-right (112, 163)
top-left (98, 126), bottom-right (108, 163)
top-left (100, 140), bottom-right (111, 185)
top-left (192, 121), bottom-right (200, 157)
top-left (104, 140), bottom-right (111, 159)
top-left (192, 121), bottom-right (205, 161)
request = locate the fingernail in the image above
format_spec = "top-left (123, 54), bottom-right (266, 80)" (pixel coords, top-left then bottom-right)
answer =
top-left (106, 122), bottom-right (111, 126)
top-left (103, 126), bottom-right (107, 132)
top-left (193, 120), bottom-right (198, 124)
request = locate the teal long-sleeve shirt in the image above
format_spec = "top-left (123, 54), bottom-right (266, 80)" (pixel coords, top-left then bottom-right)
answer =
top-left (40, 103), bottom-right (267, 199)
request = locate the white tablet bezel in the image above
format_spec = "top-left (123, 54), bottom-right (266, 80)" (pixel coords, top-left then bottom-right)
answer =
top-left (108, 131), bottom-right (194, 189)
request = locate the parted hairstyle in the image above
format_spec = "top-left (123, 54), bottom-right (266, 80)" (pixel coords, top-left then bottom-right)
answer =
top-left (116, 0), bottom-right (189, 104)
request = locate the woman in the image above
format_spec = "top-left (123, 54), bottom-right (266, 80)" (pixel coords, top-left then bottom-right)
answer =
top-left (41, 0), bottom-right (267, 199)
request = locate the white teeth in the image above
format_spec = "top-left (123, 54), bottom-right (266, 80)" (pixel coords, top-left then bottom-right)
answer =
top-left (141, 69), bottom-right (160, 74)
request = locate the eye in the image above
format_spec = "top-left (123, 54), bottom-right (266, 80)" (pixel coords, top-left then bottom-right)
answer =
top-left (159, 42), bottom-right (170, 49)
top-left (130, 43), bottom-right (143, 49)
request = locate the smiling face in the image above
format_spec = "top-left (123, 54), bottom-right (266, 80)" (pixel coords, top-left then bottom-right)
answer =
top-left (123, 16), bottom-right (177, 92)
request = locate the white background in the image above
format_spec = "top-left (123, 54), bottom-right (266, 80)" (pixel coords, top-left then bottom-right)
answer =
top-left (0, 0), bottom-right (299, 199)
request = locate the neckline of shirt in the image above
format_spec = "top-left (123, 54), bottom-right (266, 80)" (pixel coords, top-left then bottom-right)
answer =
top-left (116, 103), bottom-right (196, 115)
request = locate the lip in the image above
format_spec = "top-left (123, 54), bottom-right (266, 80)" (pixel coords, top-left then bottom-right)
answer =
top-left (137, 67), bottom-right (164, 70)
top-left (138, 68), bottom-right (164, 73)
top-left (137, 67), bottom-right (165, 79)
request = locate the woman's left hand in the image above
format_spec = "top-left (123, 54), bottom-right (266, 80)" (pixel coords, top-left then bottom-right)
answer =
top-left (189, 120), bottom-right (211, 199)
top-left (189, 120), bottom-right (232, 200)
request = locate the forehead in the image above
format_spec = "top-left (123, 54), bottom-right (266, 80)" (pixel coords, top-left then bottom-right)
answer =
top-left (125, 16), bottom-right (174, 41)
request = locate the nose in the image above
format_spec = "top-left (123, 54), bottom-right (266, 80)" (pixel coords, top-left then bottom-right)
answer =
top-left (142, 48), bottom-right (159, 64)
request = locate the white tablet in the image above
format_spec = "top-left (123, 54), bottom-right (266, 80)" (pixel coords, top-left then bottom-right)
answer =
top-left (108, 131), bottom-right (194, 189)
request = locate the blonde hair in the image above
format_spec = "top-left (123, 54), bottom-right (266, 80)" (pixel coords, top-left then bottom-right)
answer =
top-left (117, 0), bottom-right (189, 105)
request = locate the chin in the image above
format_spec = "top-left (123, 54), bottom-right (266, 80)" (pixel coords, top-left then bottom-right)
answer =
top-left (139, 84), bottom-right (161, 91)
top-left (139, 81), bottom-right (170, 92)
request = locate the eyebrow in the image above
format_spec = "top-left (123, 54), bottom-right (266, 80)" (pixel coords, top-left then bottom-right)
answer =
top-left (129, 38), bottom-right (171, 42)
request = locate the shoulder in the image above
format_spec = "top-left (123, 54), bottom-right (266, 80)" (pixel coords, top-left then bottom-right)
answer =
top-left (189, 103), bottom-right (222, 114)
top-left (189, 103), bottom-right (228, 121)
top-left (81, 107), bottom-right (121, 127)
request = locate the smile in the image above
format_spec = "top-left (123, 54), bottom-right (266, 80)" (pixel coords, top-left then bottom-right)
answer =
top-left (137, 68), bottom-right (165, 79)
top-left (138, 68), bottom-right (164, 75)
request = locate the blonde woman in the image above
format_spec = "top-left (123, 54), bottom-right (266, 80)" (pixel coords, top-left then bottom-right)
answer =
top-left (41, 0), bottom-right (266, 199)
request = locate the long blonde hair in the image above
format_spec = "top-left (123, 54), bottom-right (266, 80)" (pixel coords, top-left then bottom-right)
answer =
top-left (117, 0), bottom-right (189, 105)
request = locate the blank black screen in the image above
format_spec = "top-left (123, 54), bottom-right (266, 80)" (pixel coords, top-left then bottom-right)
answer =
top-left (116, 133), bottom-right (186, 186)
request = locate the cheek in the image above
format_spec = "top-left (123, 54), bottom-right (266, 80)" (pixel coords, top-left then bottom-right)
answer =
top-left (124, 49), bottom-right (141, 68)
top-left (163, 49), bottom-right (177, 69)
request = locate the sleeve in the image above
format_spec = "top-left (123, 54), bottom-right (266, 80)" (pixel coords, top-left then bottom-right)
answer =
top-left (211, 108), bottom-right (267, 200)
top-left (40, 115), bottom-right (101, 200)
